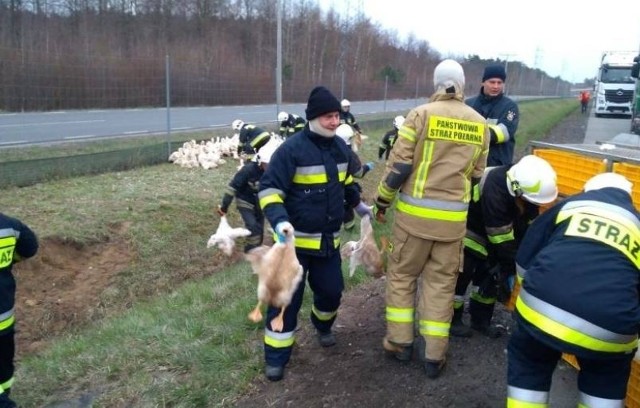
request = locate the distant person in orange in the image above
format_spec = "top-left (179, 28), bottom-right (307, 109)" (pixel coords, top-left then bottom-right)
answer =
top-left (579, 90), bottom-right (590, 114)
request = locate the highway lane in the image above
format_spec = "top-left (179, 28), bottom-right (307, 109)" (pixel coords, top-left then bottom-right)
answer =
top-left (0, 99), bottom-right (422, 146)
top-left (0, 96), bottom-right (552, 147)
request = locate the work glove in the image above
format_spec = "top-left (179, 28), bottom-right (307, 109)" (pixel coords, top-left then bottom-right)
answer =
top-left (216, 205), bottom-right (226, 217)
top-left (373, 196), bottom-right (391, 223)
top-left (365, 161), bottom-right (375, 171)
top-left (275, 221), bottom-right (294, 243)
top-left (354, 201), bottom-right (374, 219)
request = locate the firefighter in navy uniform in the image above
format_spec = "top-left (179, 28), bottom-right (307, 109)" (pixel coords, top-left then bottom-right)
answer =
top-left (335, 123), bottom-right (374, 231)
top-left (217, 139), bottom-right (282, 252)
top-left (0, 213), bottom-right (38, 408)
top-left (339, 99), bottom-right (361, 133)
top-left (231, 119), bottom-right (271, 160)
top-left (507, 172), bottom-right (640, 407)
top-left (258, 86), bottom-right (372, 382)
top-left (378, 115), bottom-right (404, 161)
top-left (450, 155), bottom-right (558, 339)
top-left (277, 111), bottom-right (306, 138)
top-left (466, 64), bottom-right (519, 166)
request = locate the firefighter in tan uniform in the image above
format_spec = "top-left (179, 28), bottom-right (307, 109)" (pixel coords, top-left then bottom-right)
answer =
top-left (373, 59), bottom-right (489, 379)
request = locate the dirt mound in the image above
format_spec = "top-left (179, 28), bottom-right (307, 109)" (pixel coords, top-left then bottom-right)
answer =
top-left (14, 223), bottom-right (133, 356)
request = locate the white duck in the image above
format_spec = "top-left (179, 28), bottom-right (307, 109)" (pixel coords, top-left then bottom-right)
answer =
top-left (245, 222), bottom-right (303, 332)
top-left (206, 215), bottom-right (251, 256)
top-left (340, 215), bottom-right (385, 278)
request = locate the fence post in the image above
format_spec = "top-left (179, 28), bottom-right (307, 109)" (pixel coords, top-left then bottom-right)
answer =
top-left (166, 54), bottom-right (171, 158)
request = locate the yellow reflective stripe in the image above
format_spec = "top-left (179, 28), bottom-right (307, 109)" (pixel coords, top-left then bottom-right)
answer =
top-left (312, 304), bottom-right (337, 321)
top-left (516, 296), bottom-right (638, 353)
top-left (249, 131), bottom-right (270, 148)
top-left (488, 230), bottom-right (515, 244)
top-left (386, 306), bottom-right (414, 323)
top-left (345, 174), bottom-right (353, 185)
top-left (463, 147), bottom-right (483, 202)
top-left (293, 173), bottom-right (328, 184)
top-left (489, 124), bottom-right (506, 143)
top-left (340, 171), bottom-right (347, 182)
top-left (471, 290), bottom-right (495, 304)
top-left (295, 237), bottom-right (321, 250)
top-left (398, 126), bottom-right (416, 143)
top-left (0, 314), bottom-right (15, 332)
top-left (259, 194), bottom-right (284, 209)
top-left (472, 183), bottom-right (480, 202)
top-left (507, 386), bottom-right (549, 407)
top-left (463, 236), bottom-right (488, 257)
top-left (377, 183), bottom-right (396, 202)
top-left (0, 236), bottom-right (16, 268)
top-left (506, 397), bottom-right (547, 407)
top-left (413, 139), bottom-right (434, 197)
top-left (0, 377), bottom-right (14, 393)
top-left (396, 200), bottom-right (467, 222)
top-left (264, 330), bottom-right (295, 348)
top-left (418, 320), bottom-right (450, 337)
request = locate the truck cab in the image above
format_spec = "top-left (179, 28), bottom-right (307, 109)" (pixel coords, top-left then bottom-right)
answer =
top-left (631, 54), bottom-right (640, 134)
top-left (594, 51), bottom-right (636, 117)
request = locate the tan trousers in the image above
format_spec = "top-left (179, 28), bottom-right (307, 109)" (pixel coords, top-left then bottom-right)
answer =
top-left (385, 223), bottom-right (462, 361)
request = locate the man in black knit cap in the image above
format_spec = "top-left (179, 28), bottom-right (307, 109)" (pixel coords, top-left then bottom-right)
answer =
top-left (257, 86), bottom-right (372, 382)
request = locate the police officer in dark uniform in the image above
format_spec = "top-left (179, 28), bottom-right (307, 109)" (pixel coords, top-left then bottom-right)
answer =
top-left (0, 213), bottom-right (38, 408)
top-left (507, 172), bottom-right (640, 407)
top-left (258, 86), bottom-right (372, 382)
top-left (466, 64), bottom-right (519, 166)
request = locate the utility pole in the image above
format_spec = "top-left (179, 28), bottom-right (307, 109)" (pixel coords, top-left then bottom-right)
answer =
top-left (498, 53), bottom-right (516, 95)
top-left (276, 0), bottom-right (282, 114)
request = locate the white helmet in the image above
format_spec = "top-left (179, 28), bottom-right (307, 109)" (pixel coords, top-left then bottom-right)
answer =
top-left (231, 119), bottom-right (244, 131)
top-left (256, 139), bottom-right (282, 164)
top-left (584, 172), bottom-right (633, 194)
top-left (393, 115), bottom-right (405, 129)
top-left (277, 111), bottom-right (288, 122)
top-left (433, 59), bottom-right (465, 94)
top-left (336, 124), bottom-right (354, 145)
top-left (506, 155), bottom-right (558, 205)
top-left (341, 99), bottom-right (351, 108)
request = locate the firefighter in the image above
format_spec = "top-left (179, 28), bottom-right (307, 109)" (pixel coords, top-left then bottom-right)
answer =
top-left (466, 64), bottom-right (519, 166)
top-left (231, 119), bottom-right (271, 160)
top-left (450, 155), bottom-right (558, 339)
top-left (258, 86), bottom-right (372, 382)
top-left (277, 111), bottom-right (306, 138)
top-left (373, 59), bottom-right (489, 379)
top-left (378, 115), bottom-right (404, 161)
top-left (335, 123), bottom-right (374, 231)
top-left (216, 138), bottom-right (282, 252)
top-left (339, 99), bottom-right (362, 133)
top-left (507, 172), bottom-right (640, 407)
top-left (0, 213), bottom-right (39, 408)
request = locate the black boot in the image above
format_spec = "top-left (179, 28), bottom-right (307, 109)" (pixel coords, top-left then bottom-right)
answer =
top-left (449, 307), bottom-right (472, 337)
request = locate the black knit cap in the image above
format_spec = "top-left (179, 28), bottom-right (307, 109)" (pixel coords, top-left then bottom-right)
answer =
top-left (305, 86), bottom-right (341, 120)
top-left (482, 64), bottom-right (507, 82)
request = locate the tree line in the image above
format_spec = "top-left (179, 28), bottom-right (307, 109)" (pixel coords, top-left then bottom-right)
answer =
top-left (0, 0), bottom-right (573, 112)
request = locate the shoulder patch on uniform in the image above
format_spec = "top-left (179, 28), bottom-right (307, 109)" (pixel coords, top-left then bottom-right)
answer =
top-left (506, 111), bottom-right (516, 121)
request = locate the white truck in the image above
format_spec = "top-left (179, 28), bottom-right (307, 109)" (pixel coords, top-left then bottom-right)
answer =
top-left (593, 51), bottom-right (636, 117)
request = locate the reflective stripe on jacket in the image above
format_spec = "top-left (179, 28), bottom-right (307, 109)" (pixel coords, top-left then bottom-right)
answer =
top-left (258, 128), bottom-right (361, 256)
top-left (515, 188), bottom-right (640, 356)
top-left (377, 92), bottom-right (489, 241)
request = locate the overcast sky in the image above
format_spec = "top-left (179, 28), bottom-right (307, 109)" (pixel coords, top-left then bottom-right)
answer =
top-left (317, 0), bottom-right (640, 83)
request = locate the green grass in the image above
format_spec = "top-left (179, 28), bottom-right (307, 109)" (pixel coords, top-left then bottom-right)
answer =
top-left (2, 97), bottom-right (578, 407)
